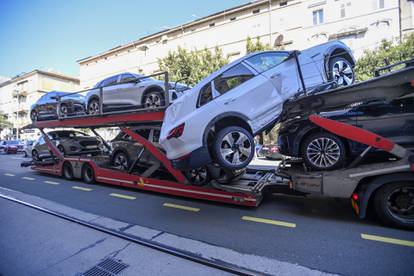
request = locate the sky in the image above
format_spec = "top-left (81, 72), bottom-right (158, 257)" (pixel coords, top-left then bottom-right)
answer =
top-left (0, 0), bottom-right (248, 78)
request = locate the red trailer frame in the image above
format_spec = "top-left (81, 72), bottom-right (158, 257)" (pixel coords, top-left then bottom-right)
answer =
top-left (30, 110), bottom-right (277, 207)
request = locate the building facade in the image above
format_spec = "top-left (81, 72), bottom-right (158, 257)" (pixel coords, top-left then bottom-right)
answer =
top-left (78, 0), bottom-right (414, 89)
top-left (0, 70), bottom-right (79, 140)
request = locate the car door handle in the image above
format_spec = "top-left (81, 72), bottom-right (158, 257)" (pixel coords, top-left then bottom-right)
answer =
top-left (271, 73), bottom-right (281, 79)
top-left (224, 98), bottom-right (236, 105)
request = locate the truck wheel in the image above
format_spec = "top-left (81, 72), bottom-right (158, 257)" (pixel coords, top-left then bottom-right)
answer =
top-left (81, 164), bottom-right (95, 184)
top-left (62, 162), bottom-right (74, 180)
top-left (213, 126), bottom-right (254, 170)
top-left (301, 132), bottom-right (346, 170)
top-left (374, 182), bottom-right (414, 230)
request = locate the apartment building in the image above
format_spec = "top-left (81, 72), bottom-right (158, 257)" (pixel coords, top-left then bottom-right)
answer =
top-left (0, 70), bottom-right (79, 140)
top-left (78, 0), bottom-right (414, 89)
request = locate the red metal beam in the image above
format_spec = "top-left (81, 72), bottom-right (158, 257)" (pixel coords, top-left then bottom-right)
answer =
top-left (122, 127), bottom-right (187, 184)
top-left (309, 115), bottom-right (407, 158)
top-left (34, 111), bottom-right (165, 128)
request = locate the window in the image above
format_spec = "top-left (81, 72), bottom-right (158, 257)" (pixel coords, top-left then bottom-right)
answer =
top-left (379, 0), bottom-right (384, 9)
top-left (198, 82), bottom-right (213, 107)
top-left (313, 9), bottom-right (324, 25)
top-left (230, 17), bottom-right (236, 21)
top-left (340, 4), bottom-right (346, 18)
top-left (209, 22), bottom-right (215, 27)
top-left (252, 9), bottom-right (260, 14)
top-left (246, 52), bottom-right (289, 73)
top-left (120, 74), bottom-right (136, 83)
top-left (213, 64), bottom-right (254, 95)
top-left (280, 1), bottom-right (287, 7)
top-left (99, 75), bottom-right (118, 87)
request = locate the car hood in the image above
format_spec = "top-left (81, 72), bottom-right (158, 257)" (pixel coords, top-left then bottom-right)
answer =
top-left (280, 66), bottom-right (414, 122)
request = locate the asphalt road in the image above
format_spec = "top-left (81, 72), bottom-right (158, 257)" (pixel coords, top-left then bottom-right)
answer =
top-left (1, 154), bottom-right (413, 275)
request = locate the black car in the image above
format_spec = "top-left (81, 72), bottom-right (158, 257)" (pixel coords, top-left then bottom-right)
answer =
top-left (32, 130), bottom-right (102, 160)
top-left (30, 91), bottom-right (85, 121)
top-left (278, 93), bottom-right (414, 170)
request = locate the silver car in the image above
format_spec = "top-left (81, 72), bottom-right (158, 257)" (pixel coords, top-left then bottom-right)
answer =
top-left (85, 73), bottom-right (188, 115)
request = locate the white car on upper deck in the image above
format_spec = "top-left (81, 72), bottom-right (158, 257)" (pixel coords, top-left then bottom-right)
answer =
top-left (160, 40), bottom-right (355, 171)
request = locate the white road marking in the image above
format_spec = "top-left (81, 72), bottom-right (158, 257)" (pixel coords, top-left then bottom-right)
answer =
top-left (4, 173), bottom-right (15, 177)
top-left (22, 177), bottom-right (35, 181)
top-left (44, 181), bottom-right (60, 185)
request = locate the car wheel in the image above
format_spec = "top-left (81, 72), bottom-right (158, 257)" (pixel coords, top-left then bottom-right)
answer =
top-left (112, 151), bottom-right (130, 170)
top-left (62, 162), bottom-right (74, 180)
top-left (32, 150), bottom-right (40, 161)
top-left (329, 56), bottom-right (354, 87)
top-left (142, 91), bottom-right (165, 108)
top-left (374, 182), bottom-right (414, 230)
top-left (301, 132), bottom-right (346, 170)
top-left (57, 145), bottom-right (66, 156)
top-left (88, 98), bottom-right (100, 115)
top-left (213, 126), bottom-right (254, 170)
top-left (59, 104), bottom-right (68, 117)
top-left (30, 110), bottom-right (38, 122)
top-left (81, 163), bottom-right (95, 184)
top-left (184, 166), bottom-right (210, 186)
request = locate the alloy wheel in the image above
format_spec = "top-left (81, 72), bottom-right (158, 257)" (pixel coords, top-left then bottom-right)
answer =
top-left (88, 100), bottom-right (100, 115)
top-left (144, 93), bottom-right (162, 108)
top-left (306, 137), bottom-right (340, 169)
top-left (332, 59), bottom-right (354, 86)
top-left (114, 153), bottom-right (129, 170)
top-left (220, 131), bottom-right (252, 166)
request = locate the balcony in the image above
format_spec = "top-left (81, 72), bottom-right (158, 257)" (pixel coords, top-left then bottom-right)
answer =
top-left (12, 89), bottom-right (28, 98)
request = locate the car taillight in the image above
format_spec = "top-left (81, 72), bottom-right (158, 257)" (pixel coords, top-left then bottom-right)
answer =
top-left (167, 123), bottom-right (185, 140)
top-left (270, 146), bottom-right (278, 153)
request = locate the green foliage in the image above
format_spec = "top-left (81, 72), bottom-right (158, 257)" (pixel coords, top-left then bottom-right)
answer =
top-left (158, 46), bottom-right (229, 86)
top-left (355, 34), bottom-right (414, 81)
top-left (0, 112), bottom-right (11, 130)
top-left (246, 36), bottom-right (273, 53)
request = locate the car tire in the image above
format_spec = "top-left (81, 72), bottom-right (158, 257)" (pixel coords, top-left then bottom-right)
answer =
top-left (81, 163), bottom-right (96, 184)
top-left (374, 182), bottom-right (414, 230)
top-left (62, 162), bottom-right (74, 180)
top-left (301, 132), bottom-right (346, 170)
top-left (328, 56), bottom-right (355, 87)
top-left (212, 126), bottom-right (254, 170)
top-left (112, 151), bottom-right (130, 171)
top-left (87, 98), bottom-right (100, 115)
top-left (59, 104), bottom-right (68, 117)
top-left (142, 90), bottom-right (165, 108)
top-left (32, 150), bottom-right (40, 161)
top-left (57, 145), bottom-right (66, 156)
top-left (30, 110), bottom-right (38, 122)
top-left (184, 166), bottom-right (210, 186)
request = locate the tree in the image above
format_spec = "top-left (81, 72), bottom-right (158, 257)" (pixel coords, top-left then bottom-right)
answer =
top-left (355, 34), bottom-right (414, 81)
top-left (158, 46), bottom-right (229, 86)
top-left (0, 112), bottom-right (11, 130)
top-left (246, 36), bottom-right (273, 53)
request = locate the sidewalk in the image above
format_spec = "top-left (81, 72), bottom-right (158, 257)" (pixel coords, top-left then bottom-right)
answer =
top-left (0, 198), bottom-right (231, 276)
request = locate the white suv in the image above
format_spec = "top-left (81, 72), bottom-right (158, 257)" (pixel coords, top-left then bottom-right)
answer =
top-left (160, 41), bottom-right (355, 171)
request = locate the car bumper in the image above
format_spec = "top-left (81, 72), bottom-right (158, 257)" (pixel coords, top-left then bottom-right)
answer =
top-left (171, 146), bottom-right (212, 170)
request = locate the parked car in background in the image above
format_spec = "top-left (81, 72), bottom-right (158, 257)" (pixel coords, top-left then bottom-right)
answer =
top-left (23, 140), bottom-right (35, 157)
top-left (0, 140), bottom-right (20, 154)
top-left (259, 144), bottom-right (283, 160)
top-left (277, 93), bottom-right (414, 170)
top-left (86, 73), bottom-right (189, 115)
top-left (30, 91), bottom-right (85, 122)
top-left (32, 130), bottom-right (102, 160)
top-left (160, 40), bottom-right (355, 171)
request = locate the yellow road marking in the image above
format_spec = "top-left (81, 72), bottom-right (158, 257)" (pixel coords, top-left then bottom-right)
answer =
top-left (44, 181), bottom-right (60, 185)
top-left (4, 173), bottom-right (15, 176)
top-left (72, 186), bottom-right (92, 192)
top-left (163, 203), bottom-right (200, 212)
top-left (22, 177), bottom-right (35, 181)
top-left (109, 193), bottom-right (136, 200)
top-left (242, 216), bottom-right (296, 228)
top-left (361, 234), bottom-right (414, 248)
